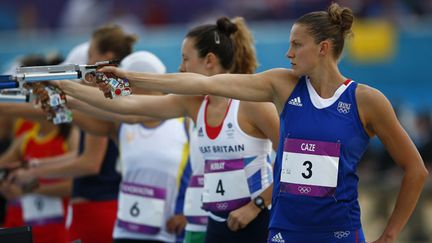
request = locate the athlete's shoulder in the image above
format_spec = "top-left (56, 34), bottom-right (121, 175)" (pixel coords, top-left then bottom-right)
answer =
top-left (261, 68), bottom-right (297, 79)
top-left (258, 68), bottom-right (300, 108)
top-left (356, 83), bottom-right (393, 131)
top-left (356, 83), bottom-right (388, 106)
top-left (171, 94), bottom-right (206, 122)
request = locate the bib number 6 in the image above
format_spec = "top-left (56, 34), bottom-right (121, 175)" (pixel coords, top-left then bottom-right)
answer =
top-left (130, 202), bottom-right (140, 217)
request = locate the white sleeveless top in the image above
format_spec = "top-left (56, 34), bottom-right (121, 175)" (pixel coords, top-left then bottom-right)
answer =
top-left (196, 97), bottom-right (273, 219)
top-left (184, 121), bottom-right (208, 232)
top-left (113, 119), bottom-right (189, 242)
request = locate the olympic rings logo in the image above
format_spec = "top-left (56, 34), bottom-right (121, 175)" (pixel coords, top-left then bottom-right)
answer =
top-left (334, 231), bottom-right (350, 239)
top-left (337, 107), bottom-right (350, 114)
top-left (216, 202), bottom-right (228, 210)
top-left (297, 186), bottom-right (311, 194)
top-left (337, 101), bottom-right (351, 114)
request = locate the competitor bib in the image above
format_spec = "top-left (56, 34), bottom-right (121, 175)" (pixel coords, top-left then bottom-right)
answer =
top-left (202, 158), bottom-right (250, 212)
top-left (184, 175), bottom-right (208, 225)
top-left (280, 138), bottom-right (340, 197)
top-left (21, 194), bottom-right (64, 226)
top-left (117, 182), bottom-right (166, 234)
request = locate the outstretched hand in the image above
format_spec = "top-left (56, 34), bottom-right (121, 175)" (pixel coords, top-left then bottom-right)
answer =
top-left (98, 66), bottom-right (127, 80)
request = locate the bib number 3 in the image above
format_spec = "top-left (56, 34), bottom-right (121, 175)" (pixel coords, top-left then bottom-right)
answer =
top-left (280, 138), bottom-right (340, 197)
top-left (302, 161), bottom-right (313, 179)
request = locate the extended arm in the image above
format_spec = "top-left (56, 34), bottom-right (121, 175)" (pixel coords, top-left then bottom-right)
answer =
top-left (99, 66), bottom-right (297, 106)
top-left (0, 103), bottom-right (45, 120)
top-left (67, 96), bottom-right (160, 124)
top-left (58, 80), bottom-right (197, 119)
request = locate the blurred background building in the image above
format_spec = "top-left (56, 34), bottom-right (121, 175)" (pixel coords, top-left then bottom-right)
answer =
top-left (0, 0), bottom-right (431, 242)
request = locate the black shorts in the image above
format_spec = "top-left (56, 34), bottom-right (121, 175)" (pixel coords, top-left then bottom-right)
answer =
top-left (205, 209), bottom-right (269, 243)
top-left (113, 239), bottom-right (164, 243)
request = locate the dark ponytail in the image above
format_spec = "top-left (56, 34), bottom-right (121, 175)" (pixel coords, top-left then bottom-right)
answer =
top-left (186, 17), bottom-right (237, 70)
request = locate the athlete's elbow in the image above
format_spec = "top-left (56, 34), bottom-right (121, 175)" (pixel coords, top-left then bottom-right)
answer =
top-left (83, 162), bottom-right (103, 175)
top-left (416, 168), bottom-right (429, 192)
top-left (418, 165), bottom-right (429, 182)
top-left (407, 161), bottom-right (429, 184)
top-left (88, 164), bottom-right (102, 175)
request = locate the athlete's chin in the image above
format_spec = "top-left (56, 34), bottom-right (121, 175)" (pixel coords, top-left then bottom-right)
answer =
top-left (290, 67), bottom-right (304, 77)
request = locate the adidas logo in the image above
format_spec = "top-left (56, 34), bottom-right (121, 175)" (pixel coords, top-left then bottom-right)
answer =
top-left (198, 127), bottom-right (204, 137)
top-left (288, 97), bottom-right (303, 107)
top-left (271, 232), bottom-right (285, 243)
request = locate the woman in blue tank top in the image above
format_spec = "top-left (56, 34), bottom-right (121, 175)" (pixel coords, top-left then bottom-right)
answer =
top-left (90, 3), bottom-right (428, 243)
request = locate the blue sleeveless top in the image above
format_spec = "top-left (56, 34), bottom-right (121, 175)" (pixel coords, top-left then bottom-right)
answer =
top-left (72, 131), bottom-right (121, 201)
top-left (270, 77), bottom-right (369, 232)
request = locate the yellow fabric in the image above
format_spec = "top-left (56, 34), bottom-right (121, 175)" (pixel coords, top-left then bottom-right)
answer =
top-left (348, 19), bottom-right (396, 63)
top-left (176, 117), bottom-right (190, 189)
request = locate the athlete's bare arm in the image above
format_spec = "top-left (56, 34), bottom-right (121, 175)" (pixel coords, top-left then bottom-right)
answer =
top-left (34, 179), bottom-right (72, 198)
top-left (0, 103), bottom-right (45, 121)
top-left (58, 80), bottom-right (200, 120)
top-left (18, 134), bottom-right (109, 180)
top-left (100, 66), bottom-right (298, 109)
top-left (357, 84), bottom-right (428, 242)
top-left (240, 101), bottom-right (280, 149)
top-left (67, 96), bottom-right (161, 124)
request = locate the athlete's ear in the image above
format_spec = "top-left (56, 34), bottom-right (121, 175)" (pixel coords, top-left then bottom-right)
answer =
top-left (204, 52), bottom-right (217, 69)
top-left (319, 40), bottom-right (330, 56)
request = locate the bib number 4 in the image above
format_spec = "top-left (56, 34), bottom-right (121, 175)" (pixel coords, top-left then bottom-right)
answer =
top-left (216, 179), bottom-right (225, 196)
